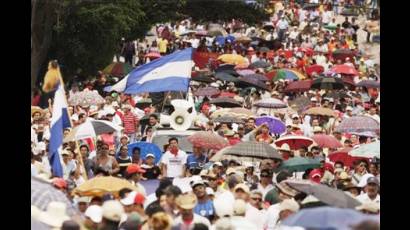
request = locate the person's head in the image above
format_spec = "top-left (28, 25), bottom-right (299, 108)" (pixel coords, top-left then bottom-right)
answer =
top-left (191, 181), bottom-right (207, 200)
top-left (369, 106), bottom-right (377, 115)
top-left (246, 117), bottom-right (256, 129)
top-left (120, 136), bottom-right (129, 145)
top-left (260, 124), bottom-right (270, 134)
top-left (101, 200), bottom-right (124, 226)
top-left (164, 186), bottom-right (182, 208)
top-left (334, 161), bottom-right (344, 170)
top-left (234, 183), bottom-right (250, 201)
top-left (145, 153), bottom-right (155, 165)
top-left (351, 134), bottom-right (358, 143)
top-left (249, 191), bottom-right (263, 209)
top-left (175, 193), bottom-right (197, 220)
top-left (298, 146), bottom-right (308, 157)
top-left (168, 137), bottom-right (179, 148)
top-left (151, 212), bottom-right (173, 230)
top-left (227, 174), bottom-right (242, 191)
top-left (310, 146), bottom-right (321, 156)
top-left (364, 177), bottom-right (379, 198)
top-left (149, 114), bottom-right (159, 126)
top-left (206, 171), bottom-right (219, 189)
top-left (120, 145), bottom-right (129, 157)
top-left (276, 181), bottom-right (297, 202)
top-left (132, 147), bottom-right (141, 162)
top-left (260, 169), bottom-right (273, 185)
top-left (355, 160), bottom-right (368, 174)
top-left (279, 199), bottom-right (299, 221)
top-left (312, 119), bottom-right (320, 127)
top-left (369, 163), bottom-right (379, 175)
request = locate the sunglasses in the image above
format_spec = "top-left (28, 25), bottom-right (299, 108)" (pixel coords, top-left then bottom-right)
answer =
top-left (260, 174), bottom-right (270, 178)
top-left (251, 197), bottom-right (262, 201)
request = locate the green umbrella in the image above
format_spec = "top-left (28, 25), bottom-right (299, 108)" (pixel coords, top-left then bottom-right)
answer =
top-left (280, 157), bottom-right (321, 172)
top-left (349, 141), bottom-right (380, 159)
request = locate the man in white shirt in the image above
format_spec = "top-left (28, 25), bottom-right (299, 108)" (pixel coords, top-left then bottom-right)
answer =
top-left (322, 10), bottom-right (333, 25)
top-left (276, 16), bottom-right (289, 42)
top-left (356, 177), bottom-right (380, 205)
top-left (288, 27), bottom-right (299, 41)
top-left (314, 40), bottom-right (328, 53)
top-left (314, 52), bottom-right (327, 67)
top-left (160, 137), bottom-right (187, 179)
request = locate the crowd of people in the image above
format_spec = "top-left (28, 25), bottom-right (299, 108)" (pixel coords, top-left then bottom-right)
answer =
top-left (31, 1), bottom-right (380, 229)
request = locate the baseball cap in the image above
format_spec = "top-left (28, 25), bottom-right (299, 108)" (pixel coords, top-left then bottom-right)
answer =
top-left (190, 179), bottom-right (206, 188)
top-left (310, 97), bottom-right (318, 102)
top-left (346, 106), bottom-right (353, 111)
top-left (126, 164), bottom-right (146, 175)
top-left (102, 200), bottom-right (125, 222)
top-left (85, 205), bottom-right (103, 223)
top-left (120, 191), bottom-right (138, 206)
top-left (234, 183), bottom-right (250, 194)
top-left (367, 177), bottom-right (380, 186)
top-left (355, 201), bottom-right (380, 213)
top-left (134, 193), bottom-right (145, 205)
top-left (146, 153), bottom-right (155, 159)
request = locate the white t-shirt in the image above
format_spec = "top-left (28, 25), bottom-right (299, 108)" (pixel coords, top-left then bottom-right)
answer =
top-left (161, 150), bottom-right (187, 178)
top-left (265, 203), bottom-right (281, 230)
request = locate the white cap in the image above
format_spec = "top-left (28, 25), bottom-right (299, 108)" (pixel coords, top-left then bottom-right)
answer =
top-left (210, 83), bottom-right (219, 88)
top-left (213, 162), bottom-right (223, 167)
top-left (112, 101), bottom-right (119, 107)
top-left (190, 178), bottom-right (206, 188)
top-left (85, 205), bottom-right (103, 223)
top-left (120, 191), bottom-right (138, 206)
top-left (146, 153), bottom-right (155, 159)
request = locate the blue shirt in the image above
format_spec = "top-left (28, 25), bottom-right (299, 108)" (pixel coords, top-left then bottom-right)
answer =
top-left (186, 154), bottom-right (208, 169)
top-left (193, 199), bottom-right (214, 219)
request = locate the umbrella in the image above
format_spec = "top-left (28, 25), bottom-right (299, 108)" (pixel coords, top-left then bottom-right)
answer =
top-left (349, 141), bottom-right (380, 159)
top-left (187, 131), bottom-right (229, 150)
top-left (213, 115), bottom-right (245, 124)
top-left (234, 63), bottom-right (250, 70)
top-left (280, 157), bottom-right (321, 172)
top-left (227, 107), bottom-right (255, 118)
top-left (64, 120), bottom-right (123, 141)
top-left (284, 80), bottom-right (313, 93)
top-left (215, 64), bottom-right (235, 72)
top-left (218, 54), bottom-right (247, 65)
top-left (244, 73), bottom-right (269, 82)
top-left (265, 70), bottom-right (277, 81)
top-left (253, 98), bottom-right (287, 109)
top-left (127, 142), bottom-right (162, 164)
top-left (304, 107), bottom-right (337, 117)
top-left (73, 176), bottom-right (139, 197)
top-left (145, 52), bottom-right (161, 59)
top-left (336, 116), bottom-right (380, 133)
top-left (193, 87), bottom-right (221, 97)
top-left (274, 69), bottom-right (301, 81)
top-left (285, 180), bottom-right (362, 209)
top-left (324, 90), bottom-right (351, 99)
top-left (238, 76), bottom-right (269, 90)
top-left (311, 77), bottom-right (345, 90)
top-left (236, 69), bottom-right (255, 76)
top-left (68, 90), bottom-right (105, 107)
top-left (274, 135), bottom-right (315, 150)
top-left (312, 134), bottom-right (343, 149)
top-left (288, 96), bottom-right (311, 113)
top-left (236, 36), bottom-right (252, 43)
top-left (332, 49), bottom-right (356, 62)
top-left (328, 148), bottom-right (370, 167)
top-left (331, 64), bottom-right (359, 76)
top-left (31, 177), bottom-right (79, 216)
top-left (324, 25), bottom-right (337, 30)
top-left (103, 62), bottom-right (133, 77)
top-left (219, 92), bottom-right (237, 98)
top-left (282, 206), bottom-right (379, 230)
top-left (303, 3), bottom-right (319, 10)
top-left (210, 97), bottom-right (242, 108)
top-left (135, 98), bottom-right (152, 109)
top-left (215, 72), bottom-right (239, 82)
top-left (219, 141), bottom-right (283, 161)
top-left (305, 64), bottom-right (324, 76)
top-left (356, 80), bottom-right (380, 88)
top-left (255, 116), bottom-right (286, 134)
top-left (350, 131), bottom-right (378, 138)
top-left (249, 61), bottom-right (271, 69)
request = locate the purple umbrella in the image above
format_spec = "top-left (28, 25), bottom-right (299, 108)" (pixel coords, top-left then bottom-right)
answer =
top-left (255, 116), bottom-right (286, 134)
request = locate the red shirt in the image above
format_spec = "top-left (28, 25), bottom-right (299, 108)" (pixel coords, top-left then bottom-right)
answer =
top-left (122, 112), bottom-right (139, 134)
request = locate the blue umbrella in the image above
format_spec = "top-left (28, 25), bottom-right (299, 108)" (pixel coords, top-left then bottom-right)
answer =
top-left (226, 34), bottom-right (236, 43)
top-left (215, 35), bottom-right (225, 46)
top-left (282, 207), bottom-right (379, 230)
top-left (127, 142), bottom-right (162, 164)
top-left (255, 116), bottom-right (286, 134)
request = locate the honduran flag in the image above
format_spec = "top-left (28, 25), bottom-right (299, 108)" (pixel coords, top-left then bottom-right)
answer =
top-left (49, 83), bottom-right (71, 177)
top-left (104, 48), bottom-right (194, 94)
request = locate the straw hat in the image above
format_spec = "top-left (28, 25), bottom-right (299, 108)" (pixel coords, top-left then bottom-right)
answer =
top-left (37, 202), bottom-right (70, 228)
top-left (175, 193), bottom-right (197, 210)
top-left (31, 106), bottom-right (45, 118)
top-left (275, 181), bottom-right (298, 197)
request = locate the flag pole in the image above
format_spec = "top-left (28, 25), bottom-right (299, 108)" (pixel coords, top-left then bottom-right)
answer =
top-left (56, 63), bottom-right (88, 180)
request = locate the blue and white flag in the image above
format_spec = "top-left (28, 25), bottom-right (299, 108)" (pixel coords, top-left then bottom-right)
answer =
top-left (49, 84), bottom-right (71, 178)
top-left (105, 48), bottom-right (194, 94)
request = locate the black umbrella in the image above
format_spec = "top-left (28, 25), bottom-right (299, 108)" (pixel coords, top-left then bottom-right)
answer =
top-left (215, 64), bottom-right (235, 73)
top-left (237, 76), bottom-right (269, 90)
top-left (191, 75), bottom-right (214, 83)
top-left (210, 97), bottom-right (242, 108)
top-left (215, 72), bottom-right (239, 82)
top-left (311, 77), bottom-right (345, 90)
top-left (249, 61), bottom-right (271, 69)
top-left (324, 91), bottom-right (352, 99)
top-left (262, 24), bottom-right (275, 31)
top-left (356, 80), bottom-right (380, 88)
top-left (285, 179), bottom-right (362, 209)
top-left (332, 49), bottom-right (356, 61)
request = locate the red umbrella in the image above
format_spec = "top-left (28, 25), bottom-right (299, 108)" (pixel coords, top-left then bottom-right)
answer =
top-left (284, 80), bottom-right (313, 92)
top-left (145, 52), bottom-right (161, 59)
top-left (312, 134), bottom-right (343, 149)
top-left (297, 47), bottom-right (314, 56)
top-left (275, 135), bottom-right (315, 150)
top-left (187, 131), bottom-right (229, 150)
top-left (328, 148), bottom-right (370, 167)
top-left (305, 65), bottom-right (324, 76)
top-left (330, 65), bottom-right (359, 76)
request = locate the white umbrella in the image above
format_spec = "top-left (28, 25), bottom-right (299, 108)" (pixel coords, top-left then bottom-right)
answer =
top-left (348, 141), bottom-right (380, 159)
top-left (64, 119), bottom-right (123, 141)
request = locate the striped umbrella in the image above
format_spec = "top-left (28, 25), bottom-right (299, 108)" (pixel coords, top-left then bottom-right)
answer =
top-left (284, 80), bottom-right (313, 92)
top-left (311, 77), bottom-right (345, 90)
top-left (63, 120), bottom-right (123, 141)
top-left (312, 134), bottom-right (343, 149)
top-left (349, 141), bottom-right (380, 159)
top-left (356, 80), bottom-right (380, 88)
top-left (274, 135), bottom-right (315, 150)
top-left (336, 116), bottom-right (380, 133)
top-left (193, 86), bottom-right (221, 97)
top-left (103, 62), bottom-right (133, 77)
top-left (217, 141), bottom-right (283, 161)
top-left (187, 131), bottom-right (229, 150)
top-left (31, 177), bottom-right (79, 216)
top-left (253, 98), bottom-right (287, 109)
top-left (274, 69), bottom-right (304, 81)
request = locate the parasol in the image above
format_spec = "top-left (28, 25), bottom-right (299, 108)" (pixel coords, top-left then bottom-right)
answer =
top-left (274, 135), bottom-right (315, 150)
top-left (63, 119), bottom-right (123, 142)
top-left (187, 131), bottom-right (229, 150)
top-left (255, 116), bottom-right (286, 134)
top-left (336, 116), bottom-right (380, 133)
top-left (312, 134), bottom-right (343, 149)
top-left (253, 98), bottom-right (287, 109)
top-left (72, 176), bottom-right (140, 197)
